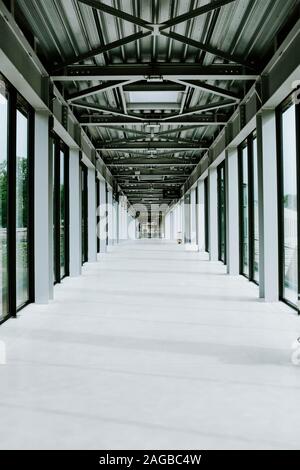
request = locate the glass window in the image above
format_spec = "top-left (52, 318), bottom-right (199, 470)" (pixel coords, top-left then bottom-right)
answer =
top-left (52, 137), bottom-right (69, 283)
top-left (252, 137), bottom-right (259, 283)
top-left (218, 163), bottom-right (226, 264)
top-left (280, 104), bottom-right (298, 306)
top-left (0, 81), bottom-right (8, 320)
top-left (241, 145), bottom-right (249, 277)
top-left (16, 109), bottom-right (29, 309)
top-left (81, 165), bottom-right (88, 264)
top-left (60, 150), bottom-right (65, 279)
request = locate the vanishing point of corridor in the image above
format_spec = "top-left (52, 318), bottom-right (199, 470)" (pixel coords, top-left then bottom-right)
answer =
top-left (0, 241), bottom-right (299, 450)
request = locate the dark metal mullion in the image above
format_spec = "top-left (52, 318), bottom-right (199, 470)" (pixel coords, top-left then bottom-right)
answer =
top-left (96, 178), bottom-right (100, 253)
top-left (7, 87), bottom-right (17, 317)
top-left (238, 146), bottom-right (244, 276)
top-left (248, 136), bottom-right (255, 282)
top-left (54, 139), bottom-right (61, 284)
top-left (223, 163), bottom-right (227, 266)
top-left (295, 101), bottom-right (300, 314)
top-left (64, 147), bottom-right (70, 278)
top-left (28, 108), bottom-right (35, 303)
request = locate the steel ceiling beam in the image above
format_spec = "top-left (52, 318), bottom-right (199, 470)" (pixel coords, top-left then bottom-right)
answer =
top-left (127, 102), bottom-right (181, 111)
top-left (107, 160), bottom-right (197, 167)
top-left (97, 142), bottom-right (207, 150)
top-left (52, 32), bottom-right (151, 72)
top-left (52, 64), bottom-right (258, 81)
top-left (162, 99), bottom-right (236, 121)
top-left (71, 100), bottom-right (145, 121)
top-left (170, 79), bottom-right (241, 102)
top-left (159, 0), bottom-right (237, 31)
top-left (79, 115), bottom-right (229, 126)
top-left (114, 170), bottom-right (191, 176)
top-left (67, 80), bottom-right (129, 103)
top-left (161, 31), bottom-right (254, 69)
top-left (120, 183), bottom-right (182, 188)
top-left (78, 0), bottom-right (153, 31)
top-left (123, 82), bottom-right (185, 92)
top-left (100, 133), bottom-right (202, 146)
top-left (156, 125), bottom-right (202, 136)
top-left (103, 149), bottom-right (202, 158)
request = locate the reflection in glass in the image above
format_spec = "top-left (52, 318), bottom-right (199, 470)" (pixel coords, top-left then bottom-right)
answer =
top-left (0, 82), bottom-right (8, 319)
top-left (218, 164), bottom-right (226, 263)
top-left (281, 104), bottom-right (298, 306)
top-left (81, 165), bottom-right (88, 264)
top-left (16, 110), bottom-right (29, 308)
top-left (60, 150), bottom-right (65, 279)
top-left (253, 138), bottom-right (259, 283)
top-left (242, 146), bottom-right (249, 277)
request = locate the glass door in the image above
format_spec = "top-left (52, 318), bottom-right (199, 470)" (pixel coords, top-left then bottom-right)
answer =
top-left (81, 164), bottom-right (88, 265)
top-left (0, 79), bottom-right (9, 321)
top-left (218, 162), bottom-right (226, 264)
top-left (53, 136), bottom-right (69, 283)
top-left (278, 99), bottom-right (298, 309)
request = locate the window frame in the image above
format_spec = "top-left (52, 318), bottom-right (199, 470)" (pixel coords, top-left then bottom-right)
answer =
top-left (277, 93), bottom-right (300, 312)
top-left (217, 161), bottom-right (227, 264)
top-left (0, 73), bottom-right (35, 325)
top-left (52, 133), bottom-right (70, 284)
top-left (238, 133), bottom-right (259, 284)
top-left (81, 163), bottom-right (88, 265)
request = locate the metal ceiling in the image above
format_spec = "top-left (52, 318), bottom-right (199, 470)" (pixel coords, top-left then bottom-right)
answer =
top-left (13, 0), bottom-right (300, 206)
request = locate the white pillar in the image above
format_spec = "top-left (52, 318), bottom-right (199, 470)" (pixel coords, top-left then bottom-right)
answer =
top-left (208, 167), bottom-right (218, 261)
top-left (34, 111), bottom-right (53, 303)
top-left (99, 180), bottom-right (107, 253)
top-left (69, 148), bottom-right (81, 277)
top-left (257, 110), bottom-right (279, 301)
top-left (170, 211), bottom-right (174, 240)
top-left (108, 189), bottom-right (113, 246)
top-left (226, 148), bottom-right (240, 275)
top-left (190, 188), bottom-right (197, 246)
top-left (165, 213), bottom-right (171, 240)
top-left (88, 167), bottom-right (97, 262)
top-left (197, 179), bottom-right (206, 252)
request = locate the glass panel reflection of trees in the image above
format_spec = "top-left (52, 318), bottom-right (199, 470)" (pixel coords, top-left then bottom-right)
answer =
top-left (252, 138), bottom-right (259, 283)
top-left (281, 104), bottom-right (298, 306)
top-left (16, 110), bottom-right (29, 308)
top-left (0, 81), bottom-right (8, 320)
top-left (241, 146), bottom-right (249, 277)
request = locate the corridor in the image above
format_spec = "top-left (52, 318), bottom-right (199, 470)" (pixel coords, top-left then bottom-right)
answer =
top-left (0, 241), bottom-right (299, 450)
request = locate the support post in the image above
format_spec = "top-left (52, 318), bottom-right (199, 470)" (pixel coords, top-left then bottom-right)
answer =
top-left (34, 111), bottom-right (53, 303)
top-left (88, 167), bottom-right (97, 262)
top-left (257, 110), bottom-right (279, 301)
top-left (208, 167), bottom-right (218, 261)
top-left (69, 148), bottom-right (81, 277)
top-left (226, 147), bottom-right (240, 275)
top-left (197, 179), bottom-right (206, 252)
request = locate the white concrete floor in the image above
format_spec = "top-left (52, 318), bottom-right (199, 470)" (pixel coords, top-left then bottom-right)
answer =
top-left (0, 240), bottom-right (300, 450)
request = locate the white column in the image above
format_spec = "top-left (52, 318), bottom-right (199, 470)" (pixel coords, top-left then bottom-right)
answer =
top-left (208, 167), bottom-right (218, 261)
top-left (226, 148), bottom-right (240, 275)
top-left (34, 111), bottom-right (53, 303)
top-left (69, 148), bottom-right (81, 277)
top-left (99, 180), bottom-right (107, 253)
top-left (108, 189), bottom-right (113, 246)
top-left (88, 167), bottom-right (97, 262)
top-left (170, 211), bottom-right (174, 240)
top-left (165, 213), bottom-right (171, 240)
top-left (197, 179), bottom-right (206, 252)
top-left (257, 110), bottom-right (279, 301)
top-left (190, 188), bottom-right (197, 246)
